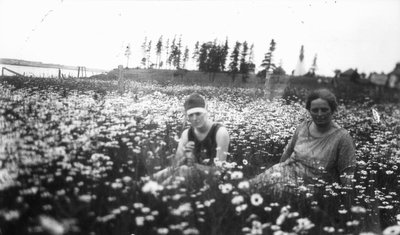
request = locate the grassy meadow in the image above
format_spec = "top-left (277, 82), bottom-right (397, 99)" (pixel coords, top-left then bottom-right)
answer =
top-left (0, 74), bottom-right (399, 235)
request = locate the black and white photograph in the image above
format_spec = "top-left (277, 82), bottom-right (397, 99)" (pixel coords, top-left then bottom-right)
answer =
top-left (1, 0), bottom-right (400, 234)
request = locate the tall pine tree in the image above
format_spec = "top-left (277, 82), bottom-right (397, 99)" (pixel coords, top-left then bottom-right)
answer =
top-left (219, 38), bottom-right (229, 72)
top-left (183, 46), bottom-right (189, 69)
top-left (228, 41), bottom-right (241, 83)
top-left (167, 36), bottom-right (176, 69)
top-left (239, 41), bottom-right (249, 83)
top-left (164, 38), bottom-right (170, 69)
top-left (156, 36), bottom-right (163, 69)
top-left (146, 40), bottom-right (152, 68)
top-left (260, 39), bottom-right (276, 80)
top-left (198, 42), bottom-right (211, 72)
top-left (192, 41), bottom-right (200, 68)
top-left (141, 36), bottom-right (148, 68)
top-left (248, 43), bottom-right (255, 73)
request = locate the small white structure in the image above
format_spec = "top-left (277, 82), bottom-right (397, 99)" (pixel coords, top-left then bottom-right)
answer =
top-left (369, 73), bottom-right (387, 86)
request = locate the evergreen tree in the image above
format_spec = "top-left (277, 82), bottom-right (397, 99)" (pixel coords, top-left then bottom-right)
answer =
top-left (192, 41), bottom-right (200, 68)
top-left (219, 38), bottom-right (229, 72)
top-left (239, 41), bottom-right (249, 82)
top-left (183, 46), bottom-right (189, 69)
top-left (198, 42), bottom-right (211, 72)
top-left (260, 39), bottom-right (276, 81)
top-left (299, 45), bottom-right (304, 62)
top-left (175, 36), bottom-right (183, 68)
top-left (195, 39), bottom-right (229, 81)
top-left (168, 35), bottom-right (183, 69)
top-left (248, 43), bottom-right (256, 73)
top-left (207, 41), bottom-right (220, 82)
top-left (141, 36), bottom-right (148, 68)
top-left (146, 40), bottom-right (152, 68)
top-left (165, 38), bottom-right (170, 69)
top-left (156, 36), bottom-right (163, 69)
top-left (228, 41), bottom-right (241, 83)
top-left (309, 54), bottom-right (318, 76)
top-left (167, 36), bottom-right (176, 69)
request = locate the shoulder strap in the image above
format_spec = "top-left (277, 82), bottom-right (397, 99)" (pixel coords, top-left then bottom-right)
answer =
top-left (187, 127), bottom-right (196, 142)
top-left (187, 123), bottom-right (222, 143)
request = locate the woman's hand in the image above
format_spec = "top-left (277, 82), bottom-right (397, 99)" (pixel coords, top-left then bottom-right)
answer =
top-left (176, 141), bottom-right (195, 166)
top-left (183, 141), bottom-right (195, 153)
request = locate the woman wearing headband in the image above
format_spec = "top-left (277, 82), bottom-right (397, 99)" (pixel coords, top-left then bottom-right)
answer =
top-left (154, 93), bottom-right (230, 185)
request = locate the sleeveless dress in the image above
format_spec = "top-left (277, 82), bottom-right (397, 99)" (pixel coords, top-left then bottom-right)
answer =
top-left (187, 123), bottom-right (222, 165)
top-left (153, 123), bottom-right (223, 185)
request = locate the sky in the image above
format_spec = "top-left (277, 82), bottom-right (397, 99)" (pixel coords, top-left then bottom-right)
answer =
top-left (0, 0), bottom-right (399, 76)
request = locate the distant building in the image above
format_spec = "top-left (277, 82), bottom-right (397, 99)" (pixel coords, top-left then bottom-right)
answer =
top-left (388, 63), bottom-right (400, 89)
top-left (340, 68), bottom-right (360, 83)
top-left (340, 68), bottom-right (374, 84)
top-left (369, 72), bottom-right (387, 86)
top-left (340, 68), bottom-right (356, 78)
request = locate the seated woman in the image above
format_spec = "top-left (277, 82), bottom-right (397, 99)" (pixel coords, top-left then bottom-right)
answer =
top-left (153, 93), bottom-right (230, 185)
top-left (250, 88), bottom-right (356, 193)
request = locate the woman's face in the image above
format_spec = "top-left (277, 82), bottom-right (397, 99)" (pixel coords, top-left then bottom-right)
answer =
top-left (187, 112), bottom-right (207, 128)
top-left (309, 98), bottom-right (333, 127)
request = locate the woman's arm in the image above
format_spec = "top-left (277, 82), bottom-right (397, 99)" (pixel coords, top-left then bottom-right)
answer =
top-left (173, 129), bottom-right (189, 167)
top-left (215, 126), bottom-right (230, 162)
top-left (337, 131), bottom-right (356, 187)
top-left (279, 127), bottom-right (299, 163)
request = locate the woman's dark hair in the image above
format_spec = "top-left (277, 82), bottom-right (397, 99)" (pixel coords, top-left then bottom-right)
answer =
top-left (305, 88), bottom-right (338, 112)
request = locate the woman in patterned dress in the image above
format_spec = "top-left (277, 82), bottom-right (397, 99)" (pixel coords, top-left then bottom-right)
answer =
top-left (251, 88), bottom-right (356, 193)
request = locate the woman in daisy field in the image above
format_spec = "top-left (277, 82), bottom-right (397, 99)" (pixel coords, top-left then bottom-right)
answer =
top-left (250, 88), bottom-right (356, 193)
top-left (153, 93), bottom-right (230, 185)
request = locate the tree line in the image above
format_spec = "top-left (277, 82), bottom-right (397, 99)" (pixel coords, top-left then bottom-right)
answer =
top-left (129, 35), bottom-right (286, 82)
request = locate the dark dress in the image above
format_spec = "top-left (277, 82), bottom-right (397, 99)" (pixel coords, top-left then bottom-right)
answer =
top-left (153, 123), bottom-right (224, 185)
top-left (187, 123), bottom-right (222, 165)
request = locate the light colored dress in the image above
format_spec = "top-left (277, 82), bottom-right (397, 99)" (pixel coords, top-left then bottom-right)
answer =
top-left (251, 120), bottom-right (356, 193)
